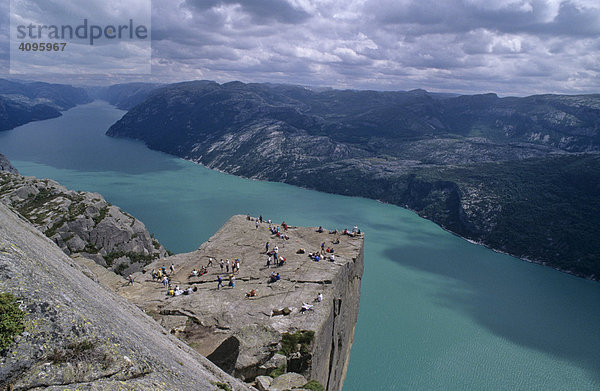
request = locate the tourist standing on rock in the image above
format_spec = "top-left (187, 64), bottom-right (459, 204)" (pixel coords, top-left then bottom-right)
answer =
top-left (229, 274), bottom-right (235, 288)
top-left (170, 263), bottom-right (175, 274)
top-left (207, 258), bottom-right (213, 267)
top-left (266, 255), bottom-right (271, 268)
top-left (220, 259), bottom-right (224, 271)
top-left (128, 274), bottom-right (134, 285)
top-left (226, 259), bottom-right (230, 273)
top-left (217, 275), bottom-right (223, 290)
top-left (256, 220), bottom-right (259, 229)
top-left (265, 242), bottom-right (269, 253)
top-left (162, 276), bottom-right (169, 287)
top-left (259, 215), bottom-right (263, 223)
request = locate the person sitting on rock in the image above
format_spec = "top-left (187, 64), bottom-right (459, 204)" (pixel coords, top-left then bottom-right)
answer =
top-left (189, 269), bottom-right (199, 277)
top-left (315, 292), bottom-right (323, 302)
top-left (245, 289), bottom-right (258, 298)
top-left (329, 254), bottom-right (335, 262)
top-left (317, 226), bottom-right (324, 233)
top-left (269, 272), bottom-right (281, 283)
top-left (333, 238), bottom-right (340, 244)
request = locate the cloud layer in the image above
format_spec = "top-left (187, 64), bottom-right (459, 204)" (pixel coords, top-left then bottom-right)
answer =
top-left (2, 0), bottom-right (599, 95)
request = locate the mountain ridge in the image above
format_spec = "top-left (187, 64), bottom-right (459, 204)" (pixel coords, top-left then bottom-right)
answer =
top-left (106, 80), bottom-right (600, 279)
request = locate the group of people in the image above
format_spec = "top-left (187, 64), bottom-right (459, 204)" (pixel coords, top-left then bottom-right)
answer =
top-left (300, 292), bottom-right (324, 313)
top-left (189, 266), bottom-right (208, 277)
top-left (150, 263), bottom-right (176, 281)
top-left (168, 284), bottom-right (196, 296)
top-left (217, 274), bottom-right (236, 289)
top-left (219, 258), bottom-right (241, 274)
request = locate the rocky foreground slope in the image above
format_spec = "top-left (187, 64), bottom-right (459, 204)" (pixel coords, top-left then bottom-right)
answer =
top-left (106, 81), bottom-right (600, 279)
top-left (88, 215), bottom-right (364, 391)
top-left (0, 202), bottom-right (252, 390)
top-left (0, 169), bottom-right (168, 276)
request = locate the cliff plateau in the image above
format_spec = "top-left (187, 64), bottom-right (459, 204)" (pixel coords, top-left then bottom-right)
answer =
top-left (93, 215), bottom-right (364, 391)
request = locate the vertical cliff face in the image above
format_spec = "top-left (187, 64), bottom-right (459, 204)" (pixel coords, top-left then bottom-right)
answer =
top-left (310, 242), bottom-right (364, 391)
top-left (99, 215), bottom-right (364, 390)
top-left (0, 202), bottom-right (252, 391)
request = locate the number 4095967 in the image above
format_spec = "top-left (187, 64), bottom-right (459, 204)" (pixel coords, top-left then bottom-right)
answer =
top-left (18, 42), bottom-right (67, 51)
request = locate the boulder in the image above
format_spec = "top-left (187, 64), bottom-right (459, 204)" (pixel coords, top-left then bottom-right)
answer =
top-left (269, 372), bottom-right (308, 391)
top-left (255, 375), bottom-right (273, 391)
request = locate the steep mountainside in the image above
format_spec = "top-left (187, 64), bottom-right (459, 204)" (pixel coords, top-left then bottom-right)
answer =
top-left (0, 79), bottom-right (91, 131)
top-left (0, 171), bottom-right (168, 276)
top-left (106, 81), bottom-right (600, 279)
top-left (0, 202), bottom-right (251, 391)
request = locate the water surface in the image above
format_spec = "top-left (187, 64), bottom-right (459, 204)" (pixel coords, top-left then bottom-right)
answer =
top-left (1, 101), bottom-right (599, 390)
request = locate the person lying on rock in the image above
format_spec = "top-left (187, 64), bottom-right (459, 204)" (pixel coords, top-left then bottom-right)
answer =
top-left (301, 302), bottom-right (313, 313)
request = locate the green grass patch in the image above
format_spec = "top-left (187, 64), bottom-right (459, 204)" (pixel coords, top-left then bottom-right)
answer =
top-left (92, 206), bottom-right (109, 225)
top-left (269, 364), bottom-right (286, 378)
top-left (212, 382), bottom-right (232, 391)
top-left (0, 293), bottom-right (25, 350)
top-left (278, 330), bottom-right (315, 357)
top-left (303, 380), bottom-right (325, 391)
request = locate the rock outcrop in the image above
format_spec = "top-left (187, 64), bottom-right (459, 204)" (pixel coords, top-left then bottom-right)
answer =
top-left (0, 171), bottom-right (168, 275)
top-left (0, 202), bottom-right (252, 391)
top-left (104, 215), bottom-right (364, 391)
top-left (0, 153), bottom-right (18, 174)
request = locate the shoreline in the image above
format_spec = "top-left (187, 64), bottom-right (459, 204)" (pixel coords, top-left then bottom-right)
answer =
top-left (176, 154), bottom-right (599, 284)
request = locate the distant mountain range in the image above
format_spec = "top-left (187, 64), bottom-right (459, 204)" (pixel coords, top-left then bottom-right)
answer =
top-left (107, 81), bottom-right (600, 279)
top-left (0, 79), bottom-right (91, 131)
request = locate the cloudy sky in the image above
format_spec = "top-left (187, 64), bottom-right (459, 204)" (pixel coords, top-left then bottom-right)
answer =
top-left (1, 0), bottom-right (599, 95)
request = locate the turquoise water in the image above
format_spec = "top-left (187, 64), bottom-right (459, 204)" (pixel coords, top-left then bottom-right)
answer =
top-left (1, 101), bottom-right (600, 390)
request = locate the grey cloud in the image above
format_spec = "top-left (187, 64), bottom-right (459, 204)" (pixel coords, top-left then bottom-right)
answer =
top-left (3, 0), bottom-right (599, 96)
top-left (183, 0), bottom-right (312, 25)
